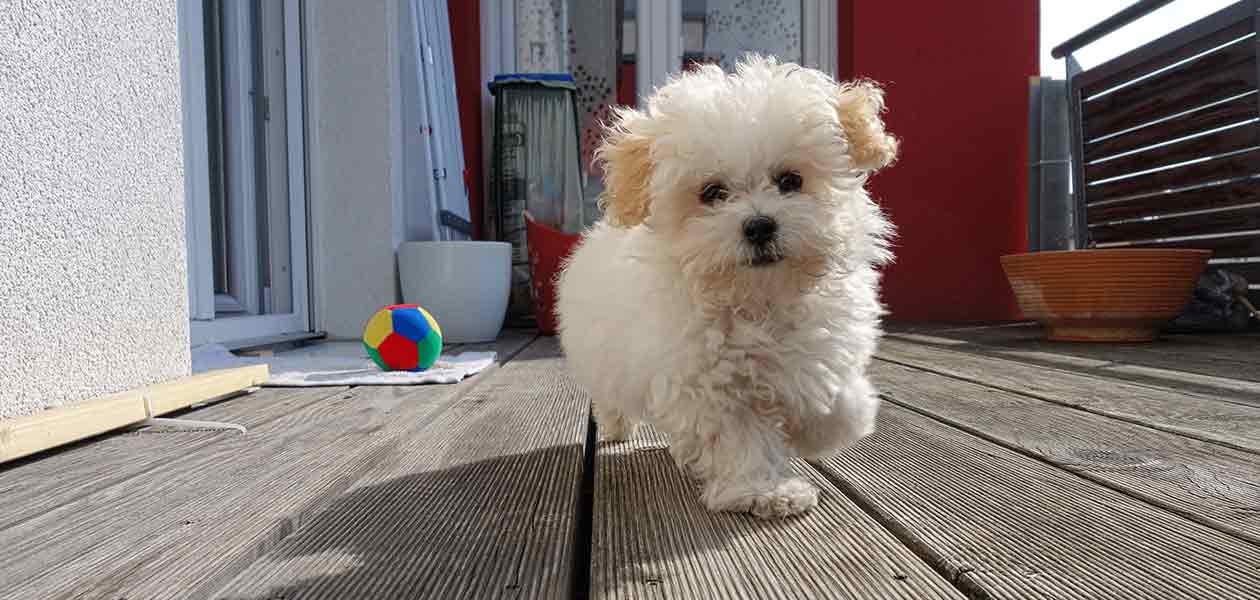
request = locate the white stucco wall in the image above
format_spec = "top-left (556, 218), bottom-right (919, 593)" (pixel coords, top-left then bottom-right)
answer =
top-left (305, 0), bottom-right (402, 338)
top-left (0, 1), bottom-right (191, 420)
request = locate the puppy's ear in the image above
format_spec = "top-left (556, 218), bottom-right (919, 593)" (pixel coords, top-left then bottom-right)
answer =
top-left (596, 108), bottom-right (654, 228)
top-left (834, 80), bottom-right (898, 172)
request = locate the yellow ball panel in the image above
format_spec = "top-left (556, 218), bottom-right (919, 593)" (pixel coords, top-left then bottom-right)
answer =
top-left (363, 308), bottom-right (394, 348)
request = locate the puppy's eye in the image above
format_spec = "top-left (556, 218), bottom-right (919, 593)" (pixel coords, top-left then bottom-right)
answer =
top-left (700, 182), bottom-right (729, 205)
top-left (776, 171), bottom-right (803, 194)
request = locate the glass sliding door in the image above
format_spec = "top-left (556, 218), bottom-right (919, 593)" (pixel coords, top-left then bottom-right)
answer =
top-left (180, 0), bottom-right (311, 345)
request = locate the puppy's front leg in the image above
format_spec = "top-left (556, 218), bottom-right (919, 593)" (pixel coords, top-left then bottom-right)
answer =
top-left (674, 409), bottom-right (819, 519)
top-left (594, 402), bottom-right (639, 442)
top-left (792, 375), bottom-right (880, 459)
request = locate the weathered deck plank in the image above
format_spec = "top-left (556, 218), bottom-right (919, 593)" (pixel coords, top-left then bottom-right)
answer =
top-left (0, 336), bottom-right (531, 599)
top-left (0, 381), bottom-right (468, 600)
top-left (593, 426), bottom-right (964, 600)
top-left (870, 360), bottom-right (1260, 545)
top-left (813, 404), bottom-right (1260, 599)
top-left (887, 328), bottom-right (1260, 406)
top-left (878, 338), bottom-right (1260, 453)
top-left (888, 322), bottom-right (1260, 369)
top-left (4, 323), bottom-right (1259, 600)
top-left (0, 332), bottom-right (534, 535)
top-left (0, 386), bottom-right (350, 531)
top-left (214, 336), bottom-right (587, 600)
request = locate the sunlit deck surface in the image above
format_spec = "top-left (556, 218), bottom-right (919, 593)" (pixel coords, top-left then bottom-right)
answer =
top-left (2, 324), bottom-right (1259, 599)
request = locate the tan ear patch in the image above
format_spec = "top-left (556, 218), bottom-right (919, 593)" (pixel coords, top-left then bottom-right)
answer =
top-left (596, 110), bottom-right (655, 228)
top-left (835, 80), bottom-right (899, 172)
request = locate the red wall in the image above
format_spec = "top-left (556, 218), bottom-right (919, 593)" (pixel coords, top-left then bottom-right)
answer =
top-left (842, 1), bottom-right (1037, 321)
top-left (448, 1), bottom-right (484, 239)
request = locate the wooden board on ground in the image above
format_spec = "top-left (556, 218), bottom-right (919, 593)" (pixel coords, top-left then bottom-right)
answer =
top-left (592, 425), bottom-right (963, 600)
top-left (0, 365), bottom-right (270, 463)
top-left (869, 360), bottom-right (1260, 545)
top-left (877, 338), bottom-right (1260, 452)
top-left (214, 336), bottom-right (587, 600)
top-left (814, 404), bottom-right (1260, 599)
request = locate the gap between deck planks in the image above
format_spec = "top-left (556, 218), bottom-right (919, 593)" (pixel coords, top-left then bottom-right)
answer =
top-left (867, 359), bottom-right (1260, 546)
top-left (0, 332), bottom-right (541, 600)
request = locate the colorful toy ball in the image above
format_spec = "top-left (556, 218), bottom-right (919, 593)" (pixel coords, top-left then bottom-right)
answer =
top-left (362, 304), bottom-right (443, 371)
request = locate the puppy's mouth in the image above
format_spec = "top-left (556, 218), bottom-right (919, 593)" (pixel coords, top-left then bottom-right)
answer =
top-left (748, 250), bottom-right (784, 267)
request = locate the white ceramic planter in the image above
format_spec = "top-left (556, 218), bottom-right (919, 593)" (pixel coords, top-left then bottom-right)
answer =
top-left (397, 241), bottom-right (512, 343)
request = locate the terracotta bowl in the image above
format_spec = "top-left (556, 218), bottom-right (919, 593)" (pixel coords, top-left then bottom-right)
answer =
top-left (1000, 249), bottom-right (1211, 342)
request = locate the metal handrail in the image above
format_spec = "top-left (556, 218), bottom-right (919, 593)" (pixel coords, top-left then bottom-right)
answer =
top-left (1051, 0), bottom-right (1178, 58)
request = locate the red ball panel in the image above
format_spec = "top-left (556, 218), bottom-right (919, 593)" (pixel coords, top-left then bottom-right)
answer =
top-left (377, 333), bottom-right (419, 371)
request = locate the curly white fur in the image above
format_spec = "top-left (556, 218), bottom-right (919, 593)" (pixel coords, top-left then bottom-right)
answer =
top-left (557, 56), bottom-right (898, 519)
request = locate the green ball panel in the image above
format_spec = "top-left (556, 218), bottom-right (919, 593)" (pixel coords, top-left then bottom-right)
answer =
top-left (414, 329), bottom-right (443, 371)
top-left (364, 341), bottom-right (389, 371)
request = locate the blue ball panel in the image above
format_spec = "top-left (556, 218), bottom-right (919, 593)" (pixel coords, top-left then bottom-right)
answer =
top-left (391, 307), bottom-right (432, 343)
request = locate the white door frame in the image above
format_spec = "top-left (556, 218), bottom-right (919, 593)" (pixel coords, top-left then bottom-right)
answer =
top-left (179, 0), bottom-right (216, 323)
top-left (635, 0), bottom-right (683, 103)
top-left (179, 0), bottom-right (312, 346)
top-left (402, 0), bottom-right (445, 242)
top-left (422, 0), bottom-right (473, 239)
top-left (803, 0), bottom-right (839, 77)
top-left (220, 0), bottom-right (262, 316)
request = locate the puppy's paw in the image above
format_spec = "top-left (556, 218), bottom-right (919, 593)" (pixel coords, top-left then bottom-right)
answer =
top-left (749, 478), bottom-right (819, 519)
top-left (599, 414), bottom-right (638, 442)
top-left (703, 477), bottom-right (819, 519)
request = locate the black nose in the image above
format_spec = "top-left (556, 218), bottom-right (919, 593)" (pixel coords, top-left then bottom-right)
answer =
top-left (743, 216), bottom-right (778, 245)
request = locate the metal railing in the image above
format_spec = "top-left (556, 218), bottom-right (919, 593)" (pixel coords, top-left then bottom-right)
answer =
top-left (1051, 0), bottom-right (1179, 59)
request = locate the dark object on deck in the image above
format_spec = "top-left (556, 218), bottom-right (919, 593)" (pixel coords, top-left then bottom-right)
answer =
top-left (1058, 0), bottom-right (1260, 308)
top-left (1167, 269), bottom-right (1256, 332)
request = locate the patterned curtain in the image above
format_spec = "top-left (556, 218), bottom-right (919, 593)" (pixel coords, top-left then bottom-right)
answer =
top-left (515, 0), bottom-right (620, 227)
top-left (516, 0), bottom-right (567, 72)
top-left (697, 0), bottom-right (802, 71)
top-left (566, 0), bottom-right (619, 225)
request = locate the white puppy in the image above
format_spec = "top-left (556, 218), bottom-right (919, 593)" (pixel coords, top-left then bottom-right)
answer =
top-left (556, 56), bottom-right (898, 519)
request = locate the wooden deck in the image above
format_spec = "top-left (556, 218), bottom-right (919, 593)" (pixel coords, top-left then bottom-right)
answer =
top-left (2, 324), bottom-right (1259, 599)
